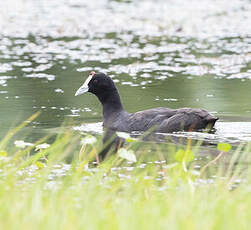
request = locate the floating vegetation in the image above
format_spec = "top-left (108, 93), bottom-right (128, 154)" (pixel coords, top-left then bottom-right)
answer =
top-left (0, 0), bottom-right (251, 227)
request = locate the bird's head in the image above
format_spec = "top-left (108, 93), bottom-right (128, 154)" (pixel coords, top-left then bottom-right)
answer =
top-left (75, 72), bottom-right (116, 97)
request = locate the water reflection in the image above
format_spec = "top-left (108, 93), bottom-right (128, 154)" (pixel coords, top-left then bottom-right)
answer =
top-left (0, 0), bottom-right (250, 146)
top-left (74, 120), bottom-right (251, 149)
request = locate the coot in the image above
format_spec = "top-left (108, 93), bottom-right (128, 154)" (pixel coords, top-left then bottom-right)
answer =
top-left (75, 72), bottom-right (218, 133)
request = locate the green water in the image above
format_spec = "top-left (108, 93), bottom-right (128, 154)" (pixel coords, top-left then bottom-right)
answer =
top-left (0, 0), bottom-right (251, 144)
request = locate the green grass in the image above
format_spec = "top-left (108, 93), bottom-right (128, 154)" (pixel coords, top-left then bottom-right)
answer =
top-left (0, 115), bottom-right (251, 230)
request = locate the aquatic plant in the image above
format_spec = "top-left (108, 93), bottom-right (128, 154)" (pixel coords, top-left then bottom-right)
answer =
top-left (0, 115), bottom-right (250, 230)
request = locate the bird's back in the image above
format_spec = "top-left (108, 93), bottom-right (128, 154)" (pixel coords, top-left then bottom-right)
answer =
top-left (104, 107), bottom-right (217, 133)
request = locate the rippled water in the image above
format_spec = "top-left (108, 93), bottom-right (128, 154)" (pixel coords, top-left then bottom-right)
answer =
top-left (0, 0), bottom-right (251, 146)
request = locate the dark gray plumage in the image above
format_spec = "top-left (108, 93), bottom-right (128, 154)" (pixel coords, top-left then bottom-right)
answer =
top-left (75, 72), bottom-right (218, 133)
top-left (103, 107), bottom-right (217, 133)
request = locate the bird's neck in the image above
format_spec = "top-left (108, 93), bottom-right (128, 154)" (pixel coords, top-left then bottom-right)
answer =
top-left (96, 89), bottom-right (124, 118)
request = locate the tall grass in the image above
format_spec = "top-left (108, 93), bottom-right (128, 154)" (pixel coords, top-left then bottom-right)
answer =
top-left (0, 115), bottom-right (250, 230)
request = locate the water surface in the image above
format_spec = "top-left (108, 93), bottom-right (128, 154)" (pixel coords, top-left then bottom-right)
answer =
top-left (0, 0), bottom-right (251, 145)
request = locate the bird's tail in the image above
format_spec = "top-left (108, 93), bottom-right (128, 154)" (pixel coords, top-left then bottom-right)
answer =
top-left (205, 115), bottom-right (218, 130)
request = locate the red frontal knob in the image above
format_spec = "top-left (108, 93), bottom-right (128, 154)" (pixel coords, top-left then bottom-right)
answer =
top-left (90, 71), bottom-right (96, 76)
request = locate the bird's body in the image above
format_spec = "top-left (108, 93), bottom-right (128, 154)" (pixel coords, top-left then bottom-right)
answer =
top-left (75, 72), bottom-right (218, 133)
top-left (103, 107), bottom-right (217, 133)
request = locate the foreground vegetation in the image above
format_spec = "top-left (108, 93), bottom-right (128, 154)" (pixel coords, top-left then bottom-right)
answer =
top-left (0, 114), bottom-right (251, 230)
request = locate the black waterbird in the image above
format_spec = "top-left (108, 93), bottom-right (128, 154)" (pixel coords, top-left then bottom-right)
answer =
top-left (75, 72), bottom-right (218, 133)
